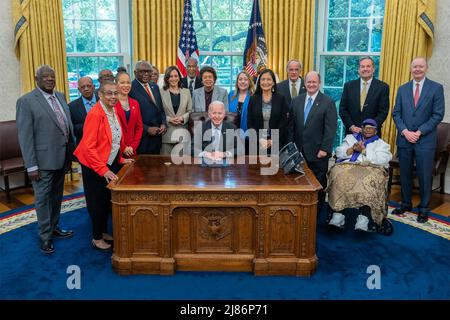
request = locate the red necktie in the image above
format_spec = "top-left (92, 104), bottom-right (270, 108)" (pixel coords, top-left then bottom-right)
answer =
top-left (414, 83), bottom-right (420, 107)
top-left (144, 83), bottom-right (155, 104)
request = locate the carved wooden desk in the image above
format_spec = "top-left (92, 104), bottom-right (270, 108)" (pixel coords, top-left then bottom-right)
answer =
top-left (109, 156), bottom-right (321, 276)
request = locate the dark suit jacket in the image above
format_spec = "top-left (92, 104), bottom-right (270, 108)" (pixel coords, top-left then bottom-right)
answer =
top-left (68, 97), bottom-right (87, 145)
top-left (277, 78), bottom-right (306, 105)
top-left (181, 76), bottom-right (203, 91)
top-left (339, 78), bottom-right (389, 134)
top-left (393, 78), bottom-right (445, 149)
top-left (129, 79), bottom-right (167, 154)
top-left (192, 120), bottom-right (243, 157)
top-left (288, 91), bottom-right (338, 162)
top-left (247, 92), bottom-right (289, 147)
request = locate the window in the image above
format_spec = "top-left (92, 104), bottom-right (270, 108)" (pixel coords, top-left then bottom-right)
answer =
top-left (193, 0), bottom-right (253, 91)
top-left (63, 0), bottom-right (131, 100)
top-left (316, 0), bottom-right (385, 148)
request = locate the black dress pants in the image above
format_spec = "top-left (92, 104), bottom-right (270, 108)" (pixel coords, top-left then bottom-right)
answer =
top-left (81, 156), bottom-right (122, 240)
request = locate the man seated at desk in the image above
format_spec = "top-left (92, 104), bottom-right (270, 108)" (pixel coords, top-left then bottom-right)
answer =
top-left (326, 118), bottom-right (392, 232)
top-left (192, 100), bottom-right (244, 163)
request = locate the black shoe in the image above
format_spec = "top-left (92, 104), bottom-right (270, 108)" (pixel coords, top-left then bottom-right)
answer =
top-left (91, 240), bottom-right (112, 252)
top-left (417, 212), bottom-right (429, 223)
top-left (104, 239), bottom-right (114, 246)
top-left (53, 226), bottom-right (74, 238)
top-left (40, 240), bottom-right (55, 254)
top-left (392, 206), bottom-right (412, 216)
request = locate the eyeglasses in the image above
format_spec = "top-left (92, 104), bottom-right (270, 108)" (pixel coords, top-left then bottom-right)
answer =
top-left (137, 70), bottom-right (152, 74)
top-left (104, 91), bottom-right (119, 97)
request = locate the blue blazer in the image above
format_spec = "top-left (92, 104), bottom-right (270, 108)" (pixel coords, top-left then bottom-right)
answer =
top-left (228, 90), bottom-right (250, 132)
top-left (393, 78), bottom-right (445, 149)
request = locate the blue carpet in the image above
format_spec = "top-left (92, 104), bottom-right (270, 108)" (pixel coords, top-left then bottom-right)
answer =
top-left (1, 206), bottom-right (449, 300)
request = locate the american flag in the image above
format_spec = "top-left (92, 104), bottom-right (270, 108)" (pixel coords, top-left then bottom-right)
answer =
top-left (177, 0), bottom-right (200, 77)
top-left (243, 0), bottom-right (267, 77)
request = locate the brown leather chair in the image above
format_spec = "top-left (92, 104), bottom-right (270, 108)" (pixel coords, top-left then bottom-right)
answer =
top-left (388, 122), bottom-right (450, 194)
top-left (0, 120), bottom-right (28, 202)
top-left (188, 112), bottom-right (239, 136)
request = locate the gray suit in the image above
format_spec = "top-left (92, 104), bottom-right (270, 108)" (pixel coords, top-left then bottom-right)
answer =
top-left (16, 88), bottom-right (75, 242)
top-left (192, 85), bottom-right (229, 112)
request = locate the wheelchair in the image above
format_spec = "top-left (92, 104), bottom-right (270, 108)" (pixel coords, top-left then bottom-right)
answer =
top-left (325, 161), bottom-right (394, 236)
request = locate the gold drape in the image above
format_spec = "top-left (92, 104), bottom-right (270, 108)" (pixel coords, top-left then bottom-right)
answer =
top-left (132, 0), bottom-right (183, 73)
top-left (132, 0), bottom-right (315, 80)
top-left (379, 0), bottom-right (435, 150)
top-left (12, 0), bottom-right (69, 98)
top-left (260, 0), bottom-right (315, 80)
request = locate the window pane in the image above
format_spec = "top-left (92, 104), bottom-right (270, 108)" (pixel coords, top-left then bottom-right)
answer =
top-left (351, 0), bottom-right (372, 17)
top-left (67, 57), bottom-right (79, 101)
top-left (96, 0), bottom-right (117, 20)
top-left (212, 56), bottom-right (231, 87)
top-left (345, 56), bottom-right (360, 82)
top-left (97, 21), bottom-right (118, 52)
top-left (373, 0), bottom-right (385, 16)
top-left (327, 20), bottom-right (348, 51)
top-left (99, 56), bottom-right (122, 76)
top-left (73, 0), bottom-right (95, 19)
top-left (212, 0), bottom-right (231, 20)
top-left (323, 56), bottom-right (345, 87)
top-left (64, 20), bottom-right (74, 53)
top-left (75, 20), bottom-right (95, 52)
top-left (63, 0), bottom-right (74, 19)
top-left (349, 19), bottom-right (369, 52)
top-left (196, 22), bottom-right (211, 51)
top-left (78, 57), bottom-right (99, 80)
top-left (231, 56), bottom-right (244, 83)
top-left (199, 55), bottom-right (212, 67)
top-left (329, 0), bottom-right (349, 18)
top-left (212, 22), bottom-right (231, 52)
top-left (192, 0), bottom-right (210, 21)
top-left (231, 22), bottom-right (248, 52)
top-left (232, 0), bottom-right (252, 20)
top-left (373, 56), bottom-right (380, 78)
top-left (370, 18), bottom-right (383, 52)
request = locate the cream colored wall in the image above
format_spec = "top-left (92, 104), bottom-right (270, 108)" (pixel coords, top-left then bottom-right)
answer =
top-left (0, 0), bottom-right (21, 121)
top-left (428, 0), bottom-right (450, 193)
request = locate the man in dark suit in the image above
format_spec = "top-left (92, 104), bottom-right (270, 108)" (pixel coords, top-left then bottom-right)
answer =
top-left (181, 57), bottom-right (203, 96)
top-left (339, 56), bottom-right (389, 136)
top-left (129, 60), bottom-right (167, 154)
top-left (69, 76), bottom-right (97, 145)
top-left (192, 101), bottom-right (243, 161)
top-left (16, 65), bottom-right (75, 254)
top-left (288, 71), bottom-right (338, 214)
top-left (277, 59), bottom-right (307, 105)
top-left (392, 57), bottom-right (445, 223)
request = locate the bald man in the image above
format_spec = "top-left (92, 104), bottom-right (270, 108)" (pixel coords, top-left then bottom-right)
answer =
top-left (392, 57), bottom-right (445, 223)
top-left (69, 77), bottom-right (97, 145)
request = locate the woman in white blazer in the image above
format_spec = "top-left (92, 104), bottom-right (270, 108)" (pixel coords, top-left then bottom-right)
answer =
top-left (160, 66), bottom-right (192, 155)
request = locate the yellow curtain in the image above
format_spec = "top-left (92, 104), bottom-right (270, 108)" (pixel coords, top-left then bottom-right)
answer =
top-left (260, 0), bottom-right (315, 80)
top-left (132, 0), bottom-right (183, 73)
top-left (379, 0), bottom-right (435, 150)
top-left (12, 0), bottom-right (69, 98)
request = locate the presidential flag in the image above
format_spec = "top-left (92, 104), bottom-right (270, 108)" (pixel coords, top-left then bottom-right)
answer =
top-left (177, 0), bottom-right (200, 77)
top-left (243, 0), bottom-right (268, 77)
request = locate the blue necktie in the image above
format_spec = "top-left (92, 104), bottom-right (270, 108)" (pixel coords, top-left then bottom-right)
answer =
top-left (85, 101), bottom-right (92, 113)
top-left (304, 97), bottom-right (313, 125)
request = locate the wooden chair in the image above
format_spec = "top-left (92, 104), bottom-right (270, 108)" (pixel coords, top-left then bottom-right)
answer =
top-left (0, 120), bottom-right (28, 202)
top-left (388, 122), bottom-right (450, 194)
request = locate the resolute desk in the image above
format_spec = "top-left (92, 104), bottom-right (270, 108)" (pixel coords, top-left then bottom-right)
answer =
top-left (109, 155), bottom-right (321, 276)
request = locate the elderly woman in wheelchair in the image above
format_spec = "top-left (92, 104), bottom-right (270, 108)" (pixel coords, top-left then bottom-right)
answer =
top-left (326, 119), bottom-right (393, 234)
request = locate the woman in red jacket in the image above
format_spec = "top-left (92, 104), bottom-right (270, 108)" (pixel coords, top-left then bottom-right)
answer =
top-left (74, 81), bottom-right (134, 252)
top-left (114, 71), bottom-right (143, 158)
